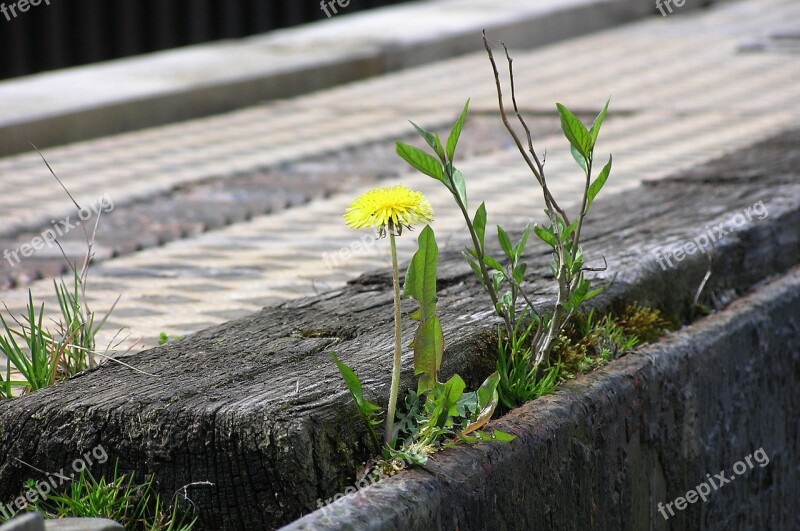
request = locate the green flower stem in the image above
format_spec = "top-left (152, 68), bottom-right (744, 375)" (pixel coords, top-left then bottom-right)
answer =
top-left (385, 225), bottom-right (402, 445)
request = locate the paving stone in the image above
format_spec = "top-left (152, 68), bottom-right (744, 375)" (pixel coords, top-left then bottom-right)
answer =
top-left (44, 519), bottom-right (123, 531)
top-left (0, 0), bottom-right (797, 362)
top-left (0, 514), bottom-right (43, 531)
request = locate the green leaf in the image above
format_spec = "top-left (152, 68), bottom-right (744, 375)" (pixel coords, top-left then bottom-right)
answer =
top-left (446, 99), bottom-right (470, 162)
top-left (329, 353), bottom-right (380, 415)
top-left (564, 219), bottom-right (579, 240)
top-left (471, 429), bottom-right (515, 442)
top-left (589, 99), bottom-right (610, 149)
top-left (571, 145), bottom-right (588, 173)
top-left (568, 278), bottom-right (590, 310)
top-left (488, 429), bottom-right (517, 442)
top-left (430, 374), bottom-right (467, 428)
top-left (501, 291), bottom-right (513, 311)
top-left (402, 225), bottom-right (439, 321)
top-left (464, 253), bottom-right (484, 282)
top-left (533, 224), bottom-right (557, 248)
top-left (461, 372), bottom-right (500, 436)
top-left (413, 316), bottom-right (444, 394)
top-left (556, 103), bottom-right (591, 159)
top-left (586, 155), bottom-right (612, 213)
top-left (403, 226), bottom-right (443, 394)
top-left (492, 270), bottom-right (504, 293)
top-left (513, 224), bottom-right (531, 262)
top-left (497, 226), bottom-right (513, 260)
top-left (472, 202), bottom-right (487, 254)
top-left (329, 353), bottom-right (382, 448)
top-left (410, 121), bottom-right (446, 163)
top-left (512, 262), bottom-right (527, 285)
top-left (396, 142), bottom-right (446, 184)
top-left (583, 285), bottom-right (606, 302)
top-left (450, 168), bottom-right (468, 209)
top-left (441, 375), bottom-right (466, 417)
top-left (476, 371), bottom-right (500, 409)
top-left (484, 255), bottom-right (504, 272)
top-left (457, 433), bottom-right (477, 443)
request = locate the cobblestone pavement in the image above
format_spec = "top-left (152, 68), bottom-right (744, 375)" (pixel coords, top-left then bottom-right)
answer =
top-left (0, 0), bottom-right (798, 352)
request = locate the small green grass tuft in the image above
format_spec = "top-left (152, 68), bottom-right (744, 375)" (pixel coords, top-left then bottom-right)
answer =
top-left (17, 463), bottom-right (196, 531)
top-left (494, 304), bottom-right (671, 409)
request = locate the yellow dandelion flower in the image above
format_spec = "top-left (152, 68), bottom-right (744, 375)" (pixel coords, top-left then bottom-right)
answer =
top-left (344, 185), bottom-right (433, 233)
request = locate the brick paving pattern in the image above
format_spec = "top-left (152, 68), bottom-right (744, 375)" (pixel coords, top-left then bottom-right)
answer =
top-left (0, 0), bottom-right (798, 352)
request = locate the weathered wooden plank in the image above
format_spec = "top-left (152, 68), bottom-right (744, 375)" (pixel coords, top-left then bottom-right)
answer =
top-left (0, 131), bottom-right (799, 529)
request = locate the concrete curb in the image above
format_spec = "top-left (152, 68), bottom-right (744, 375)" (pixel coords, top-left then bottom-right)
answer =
top-left (284, 266), bottom-right (800, 530)
top-left (0, 0), bottom-right (669, 157)
top-left (0, 514), bottom-right (123, 531)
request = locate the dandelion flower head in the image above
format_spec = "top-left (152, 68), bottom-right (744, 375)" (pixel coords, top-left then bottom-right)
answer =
top-left (344, 185), bottom-right (433, 233)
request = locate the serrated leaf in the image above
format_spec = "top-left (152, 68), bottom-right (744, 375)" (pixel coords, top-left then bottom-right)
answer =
top-left (413, 315), bottom-right (444, 394)
top-left (556, 103), bottom-right (591, 159)
top-left (402, 225), bottom-right (439, 321)
top-left (410, 121), bottom-right (446, 162)
top-left (585, 155), bottom-right (612, 213)
top-left (589, 99), bottom-right (610, 149)
top-left (402, 226), bottom-right (443, 394)
top-left (446, 99), bottom-right (470, 162)
top-left (497, 225), bottom-right (513, 259)
top-left (473, 202), bottom-right (487, 254)
top-left (433, 375), bottom-right (466, 427)
top-left (533, 224), bottom-right (557, 248)
top-left (396, 142), bottom-right (446, 184)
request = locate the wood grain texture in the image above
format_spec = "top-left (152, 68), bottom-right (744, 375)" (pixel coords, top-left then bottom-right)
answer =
top-left (1, 131), bottom-right (799, 529)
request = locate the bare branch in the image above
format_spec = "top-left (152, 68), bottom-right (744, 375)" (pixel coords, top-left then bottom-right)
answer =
top-left (31, 144), bottom-right (80, 211)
